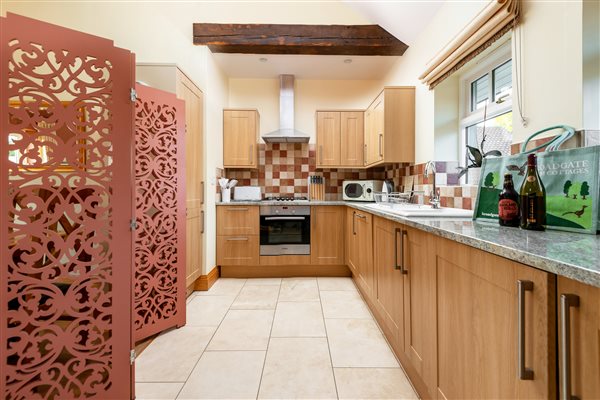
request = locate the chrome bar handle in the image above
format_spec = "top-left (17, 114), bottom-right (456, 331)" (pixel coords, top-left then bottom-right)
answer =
top-left (355, 213), bottom-right (366, 219)
top-left (249, 145), bottom-right (253, 164)
top-left (379, 133), bottom-right (383, 157)
top-left (394, 228), bottom-right (402, 270)
top-left (401, 230), bottom-right (408, 275)
top-left (364, 144), bottom-right (367, 164)
top-left (560, 293), bottom-right (580, 400)
top-left (201, 181), bottom-right (205, 205)
top-left (226, 237), bottom-right (249, 241)
top-left (352, 211), bottom-right (356, 235)
top-left (228, 208), bottom-right (249, 211)
top-left (320, 145), bottom-right (323, 164)
top-left (517, 280), bottom-right (534, 380)
top-left (201, 210), bottom-right (205, 234)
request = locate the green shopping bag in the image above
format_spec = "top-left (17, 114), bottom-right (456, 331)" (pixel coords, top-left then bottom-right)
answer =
top-left (473, 126), bottom-right (600, 234)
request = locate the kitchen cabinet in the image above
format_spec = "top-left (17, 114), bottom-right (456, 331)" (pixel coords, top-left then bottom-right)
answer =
top-left (136, 63), bottom-right (205, 287)
top-left (217, 235), bottom-right (259, 266)
top-left (364, 87), bottom-right (415, 167)
top-left (217, 206), bottom-right (259, 267)
top-left (217, 206), bottom-right (259, 236)
top-left (373, 217), bottom-right (405, 351)
top-left (316, 111), bottom-right (364, 168)
top-left (436, 237), bottom-right (556, 400)
top-left (223, 109), bottom-right (259, 168)
top-left (557, 277), bottom-right (600, 400)
top-left (311, 206), bottom-right (345, 265)
top-left (347, 209), bottom-right (374, 297)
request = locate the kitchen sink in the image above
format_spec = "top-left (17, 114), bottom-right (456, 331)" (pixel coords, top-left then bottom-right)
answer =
top-left (361, 203), bottom-right (474, 218)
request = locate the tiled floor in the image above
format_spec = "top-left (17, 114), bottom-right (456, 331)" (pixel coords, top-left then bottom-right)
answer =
top-left (135, 277), bottom-right (418, 400)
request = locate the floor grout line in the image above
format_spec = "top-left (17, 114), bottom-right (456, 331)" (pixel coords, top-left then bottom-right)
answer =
top-left (317, 278), bottom-right (340, 400)
top-left (255, 279), bottom-right (282, 400)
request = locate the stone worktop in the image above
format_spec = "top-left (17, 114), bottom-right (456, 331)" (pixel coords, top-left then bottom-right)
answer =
top-left (216, 200), bottom-right (600, 288)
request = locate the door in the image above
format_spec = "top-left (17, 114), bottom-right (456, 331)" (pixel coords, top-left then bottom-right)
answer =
top-left (354, 211), bottom-right (374, 297)
top-left (436, 238), bottom-right (555, 399)
top-left (316, 111), bottom-right (340, 167)
top-left (176, 73), bottom-right (204, 287)
top-left (133, 84), bottom-right (186, 342)
top-left (558, 277), bottom-right (600, 400)
top-left (373, 217), bottom-right (404, 349)
top-left (311, 206), bottom-right (345, 265)
top-left (346, 208), bottom-right (358, 273)
top-left (366, 92), bottom-right (384, 165)
top-left (340, 112), bottom-right (364, 167)
top-left (1, 13), bottom-right (134, 399)
top-left (223, 110), bottom-right (256, 167)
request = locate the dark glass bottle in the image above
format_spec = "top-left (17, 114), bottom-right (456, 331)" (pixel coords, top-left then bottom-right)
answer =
top-left (519, 154), bottom-right (546, 231)
top-left (498, 173), bottom-right (520, 227)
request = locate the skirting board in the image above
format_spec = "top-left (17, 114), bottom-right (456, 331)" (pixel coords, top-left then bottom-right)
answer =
top-left (193, 266), bottom-right (220, 291)
top-left (220, 264), bottom-right (351, 278)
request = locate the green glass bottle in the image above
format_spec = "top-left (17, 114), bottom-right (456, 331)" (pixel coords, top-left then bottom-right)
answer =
top-left (519, 154), bottom-right (546, 231)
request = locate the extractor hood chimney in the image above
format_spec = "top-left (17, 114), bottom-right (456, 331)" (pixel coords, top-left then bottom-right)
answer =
top-left (261, 75), bottom-right (310, 143)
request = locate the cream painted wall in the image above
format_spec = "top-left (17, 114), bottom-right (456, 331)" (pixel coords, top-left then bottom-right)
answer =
top-left (433, 74), bottom-right (460, 161)
top-left (228, 79), bottom-right (382, 141)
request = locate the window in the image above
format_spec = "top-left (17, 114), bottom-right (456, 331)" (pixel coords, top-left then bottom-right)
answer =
top-left (460, 43), bottom-right (513, 183)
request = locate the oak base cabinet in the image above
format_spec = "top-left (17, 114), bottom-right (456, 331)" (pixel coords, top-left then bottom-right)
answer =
top-left (557, 277), bottom-right (600, 400)
top-left (311, 206), bottom-right (345, 265)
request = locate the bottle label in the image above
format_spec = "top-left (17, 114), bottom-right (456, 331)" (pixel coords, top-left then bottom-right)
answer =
top-left (527, 193), bottom-right (537, 224)
top-left (499, 199), bottom-right (519, 220)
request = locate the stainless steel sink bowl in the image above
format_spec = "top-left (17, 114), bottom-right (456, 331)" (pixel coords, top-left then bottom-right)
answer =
top-left (361, 203), bottom-right (474, 218)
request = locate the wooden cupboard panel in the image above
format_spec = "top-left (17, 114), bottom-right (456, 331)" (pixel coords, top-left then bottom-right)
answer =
top-left (365, 93), bottom-right (383, 166)
top-left (217, 235), bottom-right (259, 266)
top-left (223, 109), bottom-right (258, 168)
top-left (557, 277), bottom-right (600, 400)
top-left (186, 207), bottom-right (203, 286)
top-left (340, 112), bottom-right (364, 167)
top-left (311, 206), bottom-right (345, 265)
top-left (403, 226), bottom-right (437, 397)
top-left (346, 208), bottom-right (358, 274)
top-left (373, 217), bottom-right (404, 349)
top-left (436, 238), bottom-right (555, 400)
top-left (354, 210), bottom-right (374, 297)
top-left (217, 206), bottom-right (259, 235)
top-left (316, 111), bottom-right (341, 167)
top-left (385, 87), bottom-right (415, 163)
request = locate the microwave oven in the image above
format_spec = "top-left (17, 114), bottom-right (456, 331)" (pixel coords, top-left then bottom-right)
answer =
top-left (342, 180), bottom-right (383, 202)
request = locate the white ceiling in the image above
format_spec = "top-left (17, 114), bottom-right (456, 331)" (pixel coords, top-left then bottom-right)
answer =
top-left (212, 1), bottom-right (444, 80)
top-left (213, 54), bottom-right (399, 80)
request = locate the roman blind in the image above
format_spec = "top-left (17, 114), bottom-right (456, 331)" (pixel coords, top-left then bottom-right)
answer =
top-left (419, 0), bottom-right (520, 90)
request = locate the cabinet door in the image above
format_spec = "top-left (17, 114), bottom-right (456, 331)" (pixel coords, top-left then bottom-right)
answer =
top-left (403, 226), bottom-right (437, 396)
top-left (311, 206), bottom-right (345, 265)
top-left (346, 208), bottom-right (358, 273)
top-left (223, 110), bottom-right (257, 168)
top-left (217, 235), bottom-right (259, 266)
top-left (373, 217), bottom-right (405, 349)
top-left (366, 93), bottom-right (384, 166)
top-left (558, 277), bottom-right (600, 400)
top-left (436, 238), bottom-right (555, 399)
top-left (340, 112), bottom-right (364, 167)
top-left (316, 111), bottom-right (340, 167)
top-left (186, 208), bottom-right (203, 286)
top-left (354, 211), bottom-right (374, 297)
top-left (217, 206), bottom-right (259, 235)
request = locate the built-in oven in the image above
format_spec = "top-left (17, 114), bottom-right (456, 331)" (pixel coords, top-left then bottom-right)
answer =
top-left (260, 205), bottom-right (310, 256)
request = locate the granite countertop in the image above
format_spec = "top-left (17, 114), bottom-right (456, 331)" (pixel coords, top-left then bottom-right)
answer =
top-left (216, 200), bottom-right (600, 288)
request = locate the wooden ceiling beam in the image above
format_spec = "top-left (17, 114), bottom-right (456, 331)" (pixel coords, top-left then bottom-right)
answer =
top-left (193, 23), bottom-right (408, 56)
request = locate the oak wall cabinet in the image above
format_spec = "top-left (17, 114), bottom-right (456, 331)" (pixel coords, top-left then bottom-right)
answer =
top-left (316, 111), bottom-right (364, 168)
top-left (364, 87), bottom-right (415, 167)
top-left (223, 109), bottom-right (259, 168)
top-left (136, 63), bottom-right (205, 288)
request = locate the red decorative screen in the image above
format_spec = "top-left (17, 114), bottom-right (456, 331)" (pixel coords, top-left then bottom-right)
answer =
top-left (1, 14), bottom-right (135, 399)
top-left (134, 84), bottom-right (186, 342)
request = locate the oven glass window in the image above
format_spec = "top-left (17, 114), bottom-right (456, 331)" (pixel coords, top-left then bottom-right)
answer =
top-left (260, 217), bottom-right (310, 245)
top-left (344, 184), bottom-right (363, 198)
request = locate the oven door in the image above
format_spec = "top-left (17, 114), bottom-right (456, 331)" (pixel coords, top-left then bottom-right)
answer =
top-left (260, 215), bottom-right (311, 256)
top-left (344, 183), bottom-right (365, 200)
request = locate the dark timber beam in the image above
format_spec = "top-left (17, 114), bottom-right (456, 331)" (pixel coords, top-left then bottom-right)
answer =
top-left (193, 23), bottom-right (408, 56)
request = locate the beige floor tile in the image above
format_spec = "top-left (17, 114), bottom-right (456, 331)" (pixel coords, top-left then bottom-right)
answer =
top-left (317, 277), bottom-right (357, 291)
top-left (207, 310), bottom-right (274, 350)
top-left (326, 319), bottom-right (399, 367)
top-left (271, 301), bottom-right (326, 337)
top-left (279, 278), bottom-right (320, 302)
top-left (334, 368), bottom-right (418, 399)
top-left (135, 382), bottom-right (183, 400)
top-left (135, 326), bottom-right (216, 382)
top-left (320, 290), bottom-right (372, 319)
top-left (245, 278), bottom-right (282, 286)
top-left (231, 285), bottom-right (280, 310)
top-left (258, 337), bottom-right (337, 399)
top-left (196, 278), bottom-right (246, 296)
top-left (177, 351), bottom-right (265, 399)
top-left (186, 295), bottom-right (236, 326)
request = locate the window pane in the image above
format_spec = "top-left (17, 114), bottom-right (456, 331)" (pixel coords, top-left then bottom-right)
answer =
top-left (470, 74), bottom-right (489, 111)
top-left (493, 60), bottom-right (512, 100)
top-left (465, 111), bottom-right (513, 183)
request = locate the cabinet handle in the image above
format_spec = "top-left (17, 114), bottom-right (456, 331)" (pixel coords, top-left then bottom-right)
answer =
top-left (355, 213), bottom-right (366, 219)
top-left (517, 280), bottom-right (534, 380)
top-left (319, 145), bottom-right (323, 164)
top-left (394, 228), bottom-right (402, 271)
top-left (201, 210), bottom-right (204, 234)
top-left (228, 208), bottom-right (249, 211)
top-left (201, 181), bottom-right (205, 205)
top-left (401, 230), bottom-right (408, 274)
top-left (249, 144), bottom-right (253, 164)
top-left (226, 237), bottom-right (249, 241)
top-left (379, 133), bottom-right (383, 157)
top-left (560, 293), bottom-right (580, 400)
top-left (364, 144), bottom-right (367, 164)
top-left (352, 211), bottom-right (356, 235)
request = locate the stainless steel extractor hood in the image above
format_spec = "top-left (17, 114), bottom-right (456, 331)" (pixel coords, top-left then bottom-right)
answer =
top-left (261, 75), bottom-right (311, 143)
